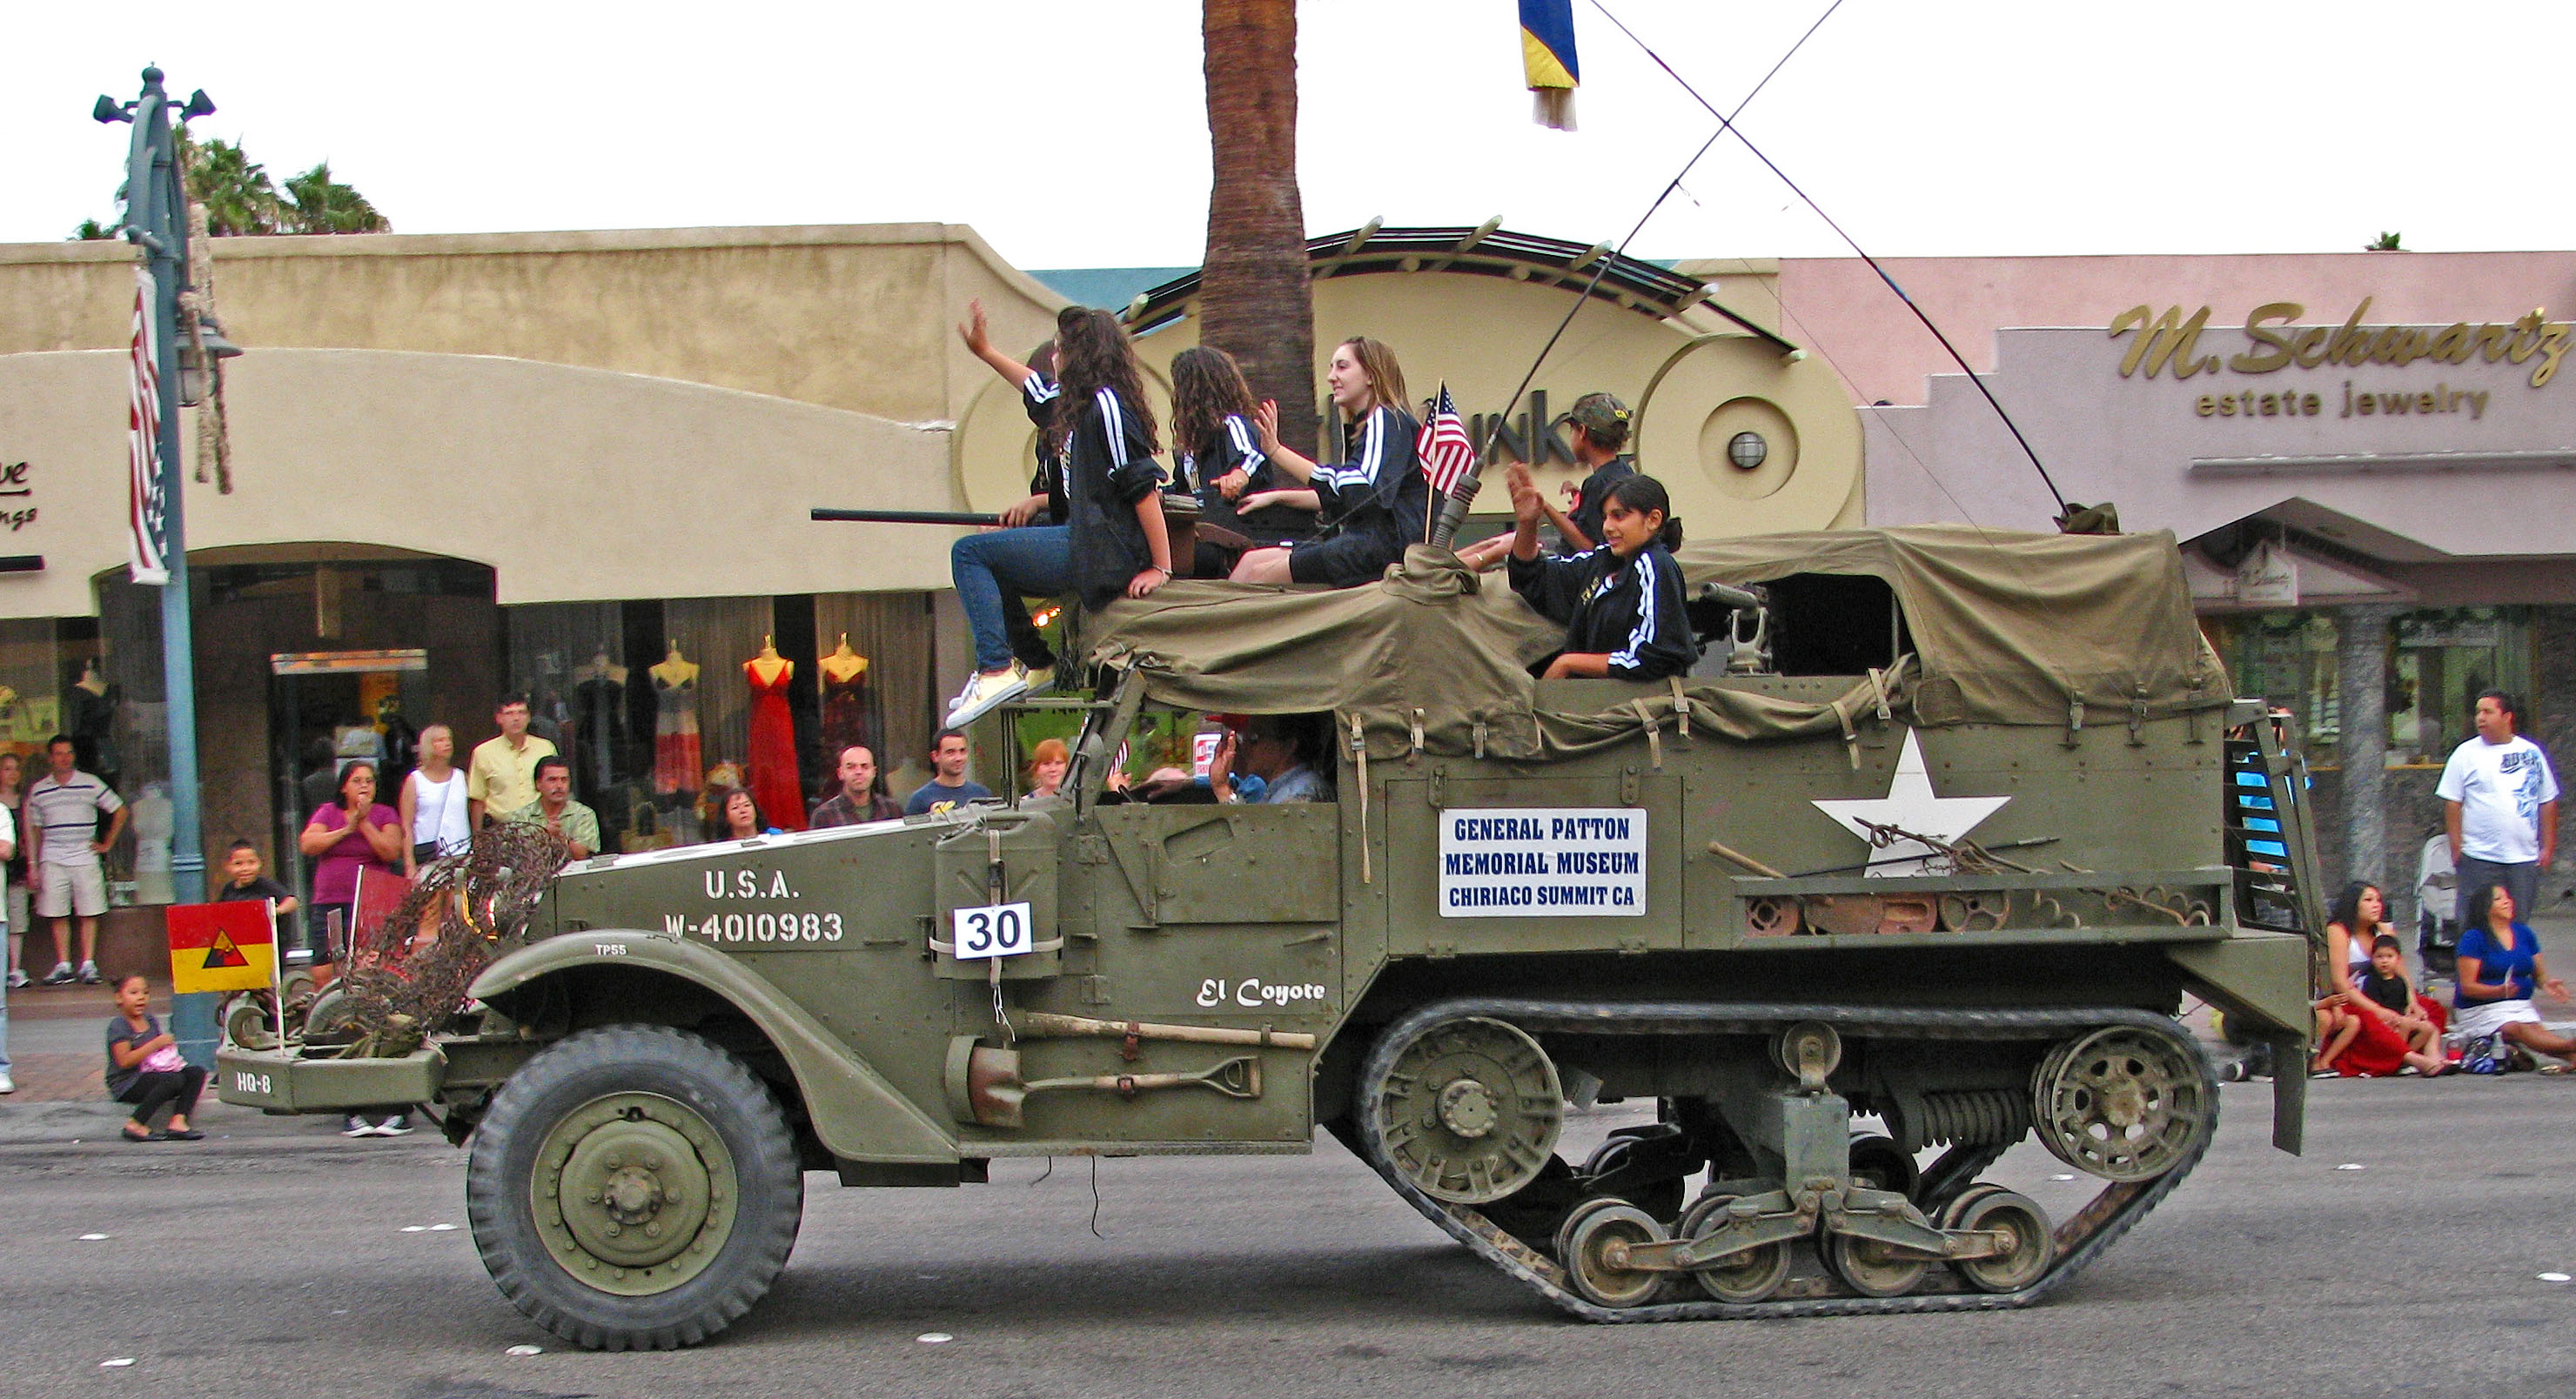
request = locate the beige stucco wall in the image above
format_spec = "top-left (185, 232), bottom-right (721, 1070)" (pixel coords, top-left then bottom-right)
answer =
top-left (955, 267), bottom-right (1864, 539)
top-left (0, 348), bottom-right (959, 616)
top-left (0, 224), bottom-right (1065, 428)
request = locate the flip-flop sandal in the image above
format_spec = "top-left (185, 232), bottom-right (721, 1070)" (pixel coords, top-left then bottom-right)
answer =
top-left (163, 1128), bottom-right (205, 1141)
top-left (122, 1128), bottom-right (167, 1142)
top-left (2539, 1063), bottom-right (2570, 1076)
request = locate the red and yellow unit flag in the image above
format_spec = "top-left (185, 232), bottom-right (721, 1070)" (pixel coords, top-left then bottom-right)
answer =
top-left (166, 899), bottom-right (278, 995)
top-left (1520, 0), bottom-right (1580, 131)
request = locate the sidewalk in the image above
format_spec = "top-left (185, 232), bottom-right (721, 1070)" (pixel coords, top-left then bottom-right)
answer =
top-left (4, 975), bottom-right (190, 1105)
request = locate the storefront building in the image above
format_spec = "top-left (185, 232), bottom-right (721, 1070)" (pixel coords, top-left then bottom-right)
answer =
top-left (0, 221), bottom-right (1861, 969)
top-left (1797, 251), bottom-right (2576, 905)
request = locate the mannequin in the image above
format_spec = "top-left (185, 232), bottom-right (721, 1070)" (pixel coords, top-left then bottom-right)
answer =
top-left (651, 642), bottom-right (701, 796)
top-left (818, 633), bottom-right (874, 761)
top-left (572, 648), bottom-right (628, 794)
top-left (744, 636), bottom-right (804, 830)
top-left (819, 634), bottom-right (867, 684)
top-left (69, 657), bottom-right (118, 786)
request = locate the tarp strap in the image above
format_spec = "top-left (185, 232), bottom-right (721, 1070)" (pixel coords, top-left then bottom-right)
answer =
top-left (1832, 693), bottom-right (1862, 770)
top-left (1631, 699), bottom-right (1662, 769)
top-left (1349, 713), bottom-right (1372, 885)
top-left (2065, 696), bottom-right (2085, 748)
top-left (1866, 666), bottom-right (1893, 723)
top-left (1409, 708), bottom-right (1426, 760)
top-left (1472, 717), bottom-right (1489, 760)
top-left (1668, 678), bottom-right (1691, 740)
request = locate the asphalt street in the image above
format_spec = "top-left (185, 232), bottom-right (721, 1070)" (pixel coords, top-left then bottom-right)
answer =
top-left (2, 1074), bottom-right (2573, 1399)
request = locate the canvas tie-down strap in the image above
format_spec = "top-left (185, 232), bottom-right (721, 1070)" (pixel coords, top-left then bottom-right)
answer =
top-left (1350, 713), bottom-right (1372, 885)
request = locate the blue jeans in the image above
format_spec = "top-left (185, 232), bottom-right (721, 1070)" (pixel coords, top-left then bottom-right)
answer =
top-left (2453, 855), bottom-right (2539, 925)
top-left (952, 526), bottom-right (1075, 672)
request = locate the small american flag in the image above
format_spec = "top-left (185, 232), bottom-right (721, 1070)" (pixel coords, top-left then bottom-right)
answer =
top-left (126, 266), bottom-right (170, 586)
top-left (1417, 383), bottom-right (1475, 495)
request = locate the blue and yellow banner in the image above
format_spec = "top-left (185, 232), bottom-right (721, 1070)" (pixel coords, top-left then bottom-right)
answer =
top-left (1520, 0), bottom-right (1580, 130)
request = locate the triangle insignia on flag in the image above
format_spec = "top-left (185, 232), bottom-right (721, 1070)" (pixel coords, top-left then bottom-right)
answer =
top-left (202, 927), bottom-right (250, 971)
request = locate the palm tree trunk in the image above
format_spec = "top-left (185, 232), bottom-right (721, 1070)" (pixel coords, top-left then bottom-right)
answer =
top-left (1201, 0), bottom-right (1318, 452)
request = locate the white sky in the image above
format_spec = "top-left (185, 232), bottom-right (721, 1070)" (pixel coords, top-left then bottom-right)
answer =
top-left (12, 1), bottom-right (2574, 267)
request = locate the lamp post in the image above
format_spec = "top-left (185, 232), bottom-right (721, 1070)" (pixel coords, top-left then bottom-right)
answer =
top-left (94, 67), bottom-right (224, 1064)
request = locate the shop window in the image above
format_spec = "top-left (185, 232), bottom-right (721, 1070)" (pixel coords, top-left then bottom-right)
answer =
top-left (2206, 607), bottom-right (2532, 766)
top-left (2390, 607), bottom-right (2531, 766)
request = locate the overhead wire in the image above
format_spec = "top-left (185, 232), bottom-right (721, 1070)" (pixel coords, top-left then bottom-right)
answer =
top-left (1585, 0), bottom-right (2072, 518)
top-left (1479, 0), bottom-right (1849, 454)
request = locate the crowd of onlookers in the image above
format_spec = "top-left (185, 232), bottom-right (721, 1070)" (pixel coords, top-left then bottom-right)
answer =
top-left (2308, 689), bottom-right (2572, 1079)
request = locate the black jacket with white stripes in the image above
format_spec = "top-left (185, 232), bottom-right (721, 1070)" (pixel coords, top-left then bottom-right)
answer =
top-left (1019, 372), bottom-right (1070, 524)
top-left (1028, 377), bottom-right (1164, 608)
top-left (1311, 404), bottom-right (1427, 553)
top-left (1180, 412), bottom-right (1313, 544)
top-left (1507, 540), bottom-right (1698, 681)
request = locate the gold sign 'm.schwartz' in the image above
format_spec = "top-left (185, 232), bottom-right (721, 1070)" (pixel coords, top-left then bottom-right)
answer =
top-left (2109, 299), bottom-right (2574, 394)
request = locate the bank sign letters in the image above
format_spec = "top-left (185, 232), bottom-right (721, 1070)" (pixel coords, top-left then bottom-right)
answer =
top-left (2110, 298), bottom-right (2570, 421)
top-left (1439, 807), bottom-right (1647, 917)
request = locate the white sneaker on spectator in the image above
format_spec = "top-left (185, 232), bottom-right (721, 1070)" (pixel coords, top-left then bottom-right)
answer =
top-left (0, 1071), bottom-right (15, 1094)
top-left (4, 967), bottom-right (25, 988)
top-left (40, 961), bottom-right (73, 986)
top-left (343, 1114), bottom-right (375, 1137)
top-left (77, 961), bottom-right (100, 985)
top-left (377, 1115), bottom-right (414, 1136)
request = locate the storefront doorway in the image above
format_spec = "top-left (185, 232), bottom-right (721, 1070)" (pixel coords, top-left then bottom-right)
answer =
top-left (267, 649), bottom-right (432, 904)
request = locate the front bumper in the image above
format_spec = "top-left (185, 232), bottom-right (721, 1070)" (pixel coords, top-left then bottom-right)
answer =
top-left (216, 1045), bottom-right (449, 1113)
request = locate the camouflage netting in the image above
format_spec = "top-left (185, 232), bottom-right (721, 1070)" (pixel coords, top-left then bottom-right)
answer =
top-left (331, 823), bottom-right (572, 1058)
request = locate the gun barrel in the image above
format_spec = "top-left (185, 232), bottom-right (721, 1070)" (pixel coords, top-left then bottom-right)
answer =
top-left (810, 507), bottom-right (1003, 526)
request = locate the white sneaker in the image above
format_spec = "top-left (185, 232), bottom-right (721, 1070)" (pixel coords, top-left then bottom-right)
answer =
top-left (945, 664), bottom-right (1030, 727)
top-left (4, 968), bottom-right (25, 988)
top-left (343, 1115), bottom-right (375, 1137)
top-left (0, 1071), bottom-right (15, 1094)
top-left (1023, 665), bottom-right (1057, 697)
top-left (77, 961), bottom-right (100, 985)
top-left (376, 1115), bottom-right (414, 1136)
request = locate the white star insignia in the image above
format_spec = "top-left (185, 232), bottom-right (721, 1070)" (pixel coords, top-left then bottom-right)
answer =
top-left (1809, 730), bottom-right (2009, 877)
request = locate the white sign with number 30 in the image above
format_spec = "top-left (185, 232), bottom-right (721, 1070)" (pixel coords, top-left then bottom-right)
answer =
top-left (949, 901), bottom-right (1035, 960)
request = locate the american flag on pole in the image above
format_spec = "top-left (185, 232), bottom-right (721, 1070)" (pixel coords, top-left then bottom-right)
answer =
top-left (1416, 382), bottom-right (1476, 495)
top-left (126, 265), bottom-right (170, 586)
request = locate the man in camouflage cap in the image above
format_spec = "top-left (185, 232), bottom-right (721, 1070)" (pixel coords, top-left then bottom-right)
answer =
top-left (1553, 392), bottom-right (1636, 552)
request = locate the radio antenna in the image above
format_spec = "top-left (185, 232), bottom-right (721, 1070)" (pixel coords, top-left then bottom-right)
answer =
top-left (1586, 0), bottom-right (2070, 516)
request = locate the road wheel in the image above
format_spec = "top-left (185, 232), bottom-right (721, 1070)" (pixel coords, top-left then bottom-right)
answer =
top-left (1942, 1188), bottom-right (2052, 1293)
top-left (1821, 1231), bottom-right (1929, 1298)
top-left (1677, 1193), bottom-right (1791, 1303)
top-left (1557, 1199), bottom-right (1667, 1309)
top-left (467, 1025), bottom-right (802, 1350)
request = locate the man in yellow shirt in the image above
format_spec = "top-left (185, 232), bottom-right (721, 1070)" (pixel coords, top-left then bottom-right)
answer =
top-left (467, 693), bottom-right (558, 828)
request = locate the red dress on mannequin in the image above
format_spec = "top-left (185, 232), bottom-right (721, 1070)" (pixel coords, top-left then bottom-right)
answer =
top-left (745, 659), bottom-right (807, 831)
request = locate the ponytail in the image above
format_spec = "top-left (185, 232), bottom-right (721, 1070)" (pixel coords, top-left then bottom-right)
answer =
top-left (1603, 473), bottom-right (1684, 550)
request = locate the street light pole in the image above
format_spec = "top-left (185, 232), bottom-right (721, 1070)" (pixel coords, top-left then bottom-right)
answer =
top-left (97, 67), bottom-right (216, 1055)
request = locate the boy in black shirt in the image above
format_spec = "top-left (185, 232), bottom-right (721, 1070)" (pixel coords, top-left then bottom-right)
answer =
top-left (2361, 934), bottom-right (2448, 1075)
top-left (214, 839), bottom-right (299, 953)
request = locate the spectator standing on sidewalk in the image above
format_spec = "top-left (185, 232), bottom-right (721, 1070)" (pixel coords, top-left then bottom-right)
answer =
top-left (0, 751), bottom-right (27, 989)
top-left (466, 693), bottom-right (557, 830)
top-left (25, 734), bottom-right (126, 986)
top-left (2438, 689), bottom-right (2559, 928)
top-left (105, 974), bottom-right (204, 1141)
top-left (0, 805), bottom-right (13, 1093)
top-left (298, 760), bottom-right (402, 991)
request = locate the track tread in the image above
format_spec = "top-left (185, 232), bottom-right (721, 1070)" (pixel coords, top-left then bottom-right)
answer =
top-left (1355, 999), bottom-right (2217, 1323)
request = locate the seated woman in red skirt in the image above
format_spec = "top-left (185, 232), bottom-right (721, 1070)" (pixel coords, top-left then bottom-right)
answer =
top-left (2324, 881), bottom-right (2446, 1077)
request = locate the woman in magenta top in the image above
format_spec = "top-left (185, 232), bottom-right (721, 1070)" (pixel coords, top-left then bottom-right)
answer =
top-left (296, 760), bottom-right (403, 987)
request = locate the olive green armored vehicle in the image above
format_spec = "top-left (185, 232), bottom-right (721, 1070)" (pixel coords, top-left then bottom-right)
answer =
top-left (220, 525), bottom-right (2319, 1349)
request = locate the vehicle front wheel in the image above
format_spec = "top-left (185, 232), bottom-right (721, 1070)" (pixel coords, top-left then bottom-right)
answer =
top-left (466, 1024), bottom-right (803, 1350)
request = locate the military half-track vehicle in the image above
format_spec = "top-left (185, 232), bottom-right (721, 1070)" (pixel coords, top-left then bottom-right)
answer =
top-left (220, 525), bottom-right (2318, 1349)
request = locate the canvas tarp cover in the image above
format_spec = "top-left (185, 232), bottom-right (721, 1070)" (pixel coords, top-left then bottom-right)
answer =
top-left (1670, 525), bottom-right (2228, 727)
top-left (1084, 530), bottom-right (2223, 760)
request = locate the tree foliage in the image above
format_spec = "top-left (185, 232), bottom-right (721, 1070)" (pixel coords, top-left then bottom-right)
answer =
top-left (71, 125), bottom-right (390, 239)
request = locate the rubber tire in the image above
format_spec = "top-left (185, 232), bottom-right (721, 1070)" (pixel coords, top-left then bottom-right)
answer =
top-left (466, 1025), bottom-right (803, 1350)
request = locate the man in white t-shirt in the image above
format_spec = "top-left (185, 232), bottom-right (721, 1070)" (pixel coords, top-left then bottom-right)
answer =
top-left (2437, 689), bottom-right (2559, 927)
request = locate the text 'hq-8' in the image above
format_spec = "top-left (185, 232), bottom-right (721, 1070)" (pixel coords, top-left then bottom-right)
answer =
top-left (218, 526), bottom-right (2318, 1348)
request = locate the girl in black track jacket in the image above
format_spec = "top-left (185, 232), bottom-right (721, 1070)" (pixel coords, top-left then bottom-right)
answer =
top-left (1230, 337), bottom-right (1426, 586)
top-left (1505, 470), bottom-right (1699, 681)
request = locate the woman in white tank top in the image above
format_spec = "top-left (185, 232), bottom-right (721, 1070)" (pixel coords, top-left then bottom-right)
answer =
top-left (399, 724), bottom-right (473, 874)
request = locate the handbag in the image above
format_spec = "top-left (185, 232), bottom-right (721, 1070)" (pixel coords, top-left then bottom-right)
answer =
top-left (413, 840), bottom-right (441, 864)
top-left (141, 1044), bottom-right (185, 1074)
